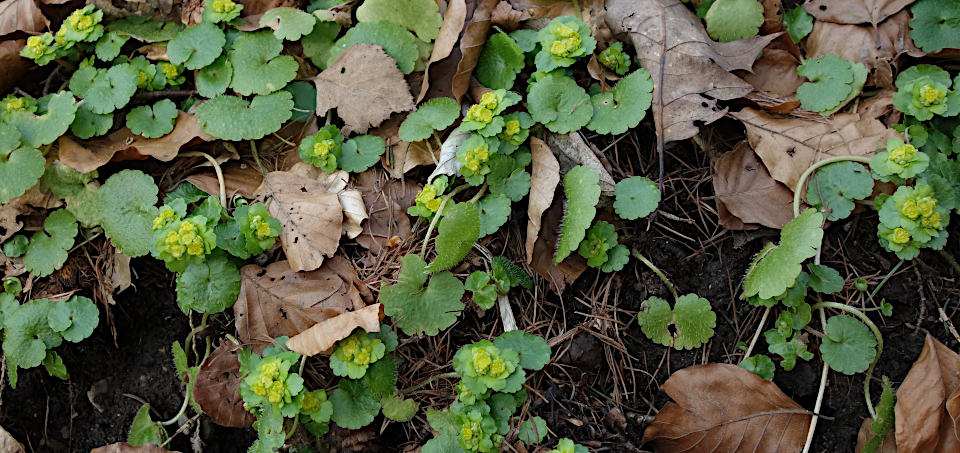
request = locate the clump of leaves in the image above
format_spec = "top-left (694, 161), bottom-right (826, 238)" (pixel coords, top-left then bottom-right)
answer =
top-left (871, 137), bottom-right (931, 183)
top-left (877, 183), bottom-right (950, 260)
top-left (577, 221), bottom-right (629, 272)
top-left (535, 16), bottom-right (596, 72)
top-left (637, 294), bottom-right (717, 350)
top-left (796, 54), bottom-right (867, 116)
top-left (598, 42), bottom-right (630, 75)
top-left (298, 125), bottom-right (344, 173)
top-left (330, 329), bottom-right (386, 379)
top-left (380, 254), bottom-right (465, 336)
top-left (892, 64), bottom-right (960, 121)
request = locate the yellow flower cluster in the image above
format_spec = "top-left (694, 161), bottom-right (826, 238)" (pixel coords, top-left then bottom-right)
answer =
top-left (890, 227), bottom-right (911, 244)
top-left (251, 361), bottom-right (285, 404)
top-left (416, 184), bottom-right (442, 212)
top-left (463, 143), bottom-right (490, 173)
top-left (161, 63), bottom-right (181, 80)
top-left (164, 221), bottom-right (206, 259)
top-left (313, 138), bottom-right (336, 158)
top-left (502, 120), bottom-right (520, 142)
top-left (888, 143), bottom-right (917, 166)
top-left (250, 215), bottom-right (272, 239)
top-left (467, 92), bottom-right (499, 125)
top-left (301, 392), bottom-right (321, 412)
top-left (153, 208), bottom-right (176, 231)
top-left (471, 347), bottom-right (506, 377)
top-left (550, 24), bottom-right (582, 57)
top-left (340, 334), bottom-right (375, 366)
top-left (901, 195), bottom-right (942, 229)
top-left (212, 0), bottom-right (238, 13)
top-left (917, 83), bottom-right (946, 106)
top-left (24, 36), bottom-right (51, 58)
top-left (65, 9), bottom-right (96, 33)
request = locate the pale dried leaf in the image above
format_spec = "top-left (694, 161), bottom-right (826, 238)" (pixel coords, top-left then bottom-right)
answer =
top-left (643, 363), bottom-right (812, 452)
top-left (91, 444), bottom-right (180, 453)
top-left (418, 0), bottom-right (467, 102)
top-left (287, 163), bottom-right (348, 193)
top-left (530, 191), bottom-right (587, 294)
top-left (371, 114), bottom-right (437, 178)
top-left (136, 44), bottom-right (169, 61)
top-left (285, 164), bottom-right (366, 239)
top-left (339, 189), bottom-right (367, 239)
top-left (740, 49), bottom-right (803, 97)
top-left (0, 425), bottom-right (24, 453)
top-left (193, 341), bottom-right (255, 428)
top-left (354, 169), bottom-right (418, 254)
top-left (0, 40), bottom-right (31, 95)
top-left (312, 44), bottom-right (415, 134)
top-left (803, 0), bottom-right (914, 26)
top-left (544, 132), bottom-right (615, 195)
top-left (895, 334), bottom-right (960, 453)
top-left (186, 162), bottom-right (263, 199)
top-left (452, 0), bottom-right (498, 102)
top-left (526, 137), bottom-right (560, 263)
top-left (491, 1), bottom-right (523, 28)
top-left (0, 198), bottom-right (28, 243)
top-left (105, 247), bottom-right (131, 304)
top-left (713, 142), bottom-right (795, 230)
top-left (429, 127), bottom-right (470, 182)
top-left (287, 303), bottom-right (382, 355)
top-left (606, 0), bottom-right (779, 142)
top-left (856, 418), bottom-right (898, 453)
top-left (0, 0), bottom-right (47, 35)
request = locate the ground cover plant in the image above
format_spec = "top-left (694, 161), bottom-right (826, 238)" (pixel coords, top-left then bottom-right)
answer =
top-left (0, 0), bottom-right (959, 452)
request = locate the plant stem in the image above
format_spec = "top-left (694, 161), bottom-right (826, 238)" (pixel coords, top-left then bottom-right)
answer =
top-left (742, 306), bottom-right (771, 359)
top-left (433, 131), bottom-right (443, 150)
top-left (939, 250), bottom-right (960, 276)
top-left (161, 313), bottom-right (210, 426)
top-left (467, 183), bottom-right (487, 203)
top-left (802, 359), bottom-right (830, 453)
top-left (630, 250), bottom-right (679, 302)
top-left (870, 259), bottom-right (904, 300)
top-left (793, 156), bottom-right (872, 217)
top-left (401, 371), bottom-right (460, 394)
top-left (811, 301), bottom-right (882, 418)
top-left (180, 152), bottom-right (227, 207)
top-left (419, 184), bottom-right (469, 258)
top-left (250, 140), bottom-right (267, 174)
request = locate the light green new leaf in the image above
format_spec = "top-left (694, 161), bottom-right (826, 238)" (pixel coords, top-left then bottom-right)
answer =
top-left (518, 416), bottom-right (548, 445)
top-left (614, 176), bottom-right (660, 220)
top-left (95, 31), bottom-right (128, 62)
top-left (97, 170), bottom-right (160, 257)
top-left (196, 55), bottom-right (232, 98)
top-left (381, 394), bottom-right (419, 422)
top-left (398, 97), bottom-right (460, 142)
top-left (260, 7), bottom-right (317, 41)
top-left (493, 330), bottom-right (551, 370)
top-left (195, 91), bottom-right (294, 141)
top-left (586, 69), bottom-right (654, 135)
top-left (380, 254), bottom-right (465, 336)
top-left (820, 315), bottom-right (876, 375)
top-left (126, 99), bottom-right (177, 138)
top-left (69, 64), bottom-right (138, 114)
top-left (705, 0), bottom-right (764, 42)
top-left (5, 92), bottom-right (78, 148)
top-left (527, 75), bottom-right (593, 134)
top-left (47, 295), bottom-right (98, 342)
top-left (23, 210), bottom-right (78, 277)
top-left (70, 103), bottom-right (113, 139)
top-left (339, 135), bottom-right (385, 172)
top-left (477, 31), bottom-right (525, 90)
top-left (806, 161), bottom-right (873, 221)
top-left (464, 271), bottom-right (497, 310)
top-left (42, 350), bottom-right (68, 380)
top-left (742, 209), bottom-right (824, 300)
top-left (0, 147), bottom-right (44, 204)
top-left (554, 166), bottom-right (600, 263)
top-left (328, 21), bottom-right (420, 74)
top-left (3, 299), bottom-right (61, 370)
top-left (426, 202), bottom-right (480, 272)
top-left (477, 195), bottom-right (511, 237)
top-left (909, 0), bottom-right (960, 53)
top-left (167, 21), bottom-right (225, 69)
top-left (330, 379), bottom-right (381, 429)
top-left (128, 404), bottom-right (166, 446)
top-left (784, 6), bottom-right (813, 43)
top-left (175, 255), bottom-right (241, 314)
top-left (228, 31), bottom-right (298, 96)
top-left (740, 354), bottom-right (775, 380)
top-left (796, 55), bottom-right (866, 116)
top-left (356, 0), bottom-right (442, 41)
top-left (637, 294), bottom-right (717, 350)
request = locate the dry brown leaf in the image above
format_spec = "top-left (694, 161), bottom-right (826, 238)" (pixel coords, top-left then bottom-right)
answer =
top-left (59, 112), bottom-right (211, 173)
top-left (372, 115), bottom-right (437, 178)
top-left (544, 132), bottom-right (615, 195)
top-left (491, 1), bottom-right (523, 28)
top-left (0, 198), bottom-right (28, 243)
top-left (740, 49), bottom-right (803, 97)
top-left (947, 388), bottom-right (960, 440)
top-left (0, 0), bottom-right (47, 36)
top-left (856, 418), bottom-right (898, 453)
top-left (186, 162), bottom-right (264, 199)
top-left (286, 163), bottom-right (368, 239)
top-left (312, 44), bottom-right (414, 135)
top-left (91, 444), bottom-right (180, 453)
top-left (804, 0), bottom-right (913, 25)
top-left (732, 107), bottom-right (898, 191)
top-left (256, 171), bottom-right (342, 272)
top-left (234, 258), bottom-right (367, 352)
top-left (136, 44), bottom-right (169, 61)
top-left (101, 247), bottom-right (131, 305)
top-left (526, 137), bottom-right (560, 264)
top-left (606, 0), bottom-right (778, 143)
top-left (354, 169), bottom-right (419, 254)
top-left (0, 425), bottom-right (24, 453)
top-left (0, 40), bottom-right (30, 95)
top-left (193, 341), bottom-right (256, 428)
top-left (418, 0), bottom-right (467, 102)
top-left (760, 0), bottom-right (784, 34)
top-left (530, 190), bottom-right (587, 294)
top-left (452, 0), bottom-right (498, 102)
top-left (643, 363), bottom-right (812, 452)
top-left (895, 334), bottom-right (960, 453)
top-left (858, 89), bottom-right (900, 126)
top-left (287, 303), bottom-right (383, 355)
top-left (713, 141), bottom-right (795, 230)
top-left (587, 53), bottom-right (620, 82)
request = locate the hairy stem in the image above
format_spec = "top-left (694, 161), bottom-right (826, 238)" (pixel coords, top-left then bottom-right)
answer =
top-left (793, 156), bottom-right (872, 217)
top-left (811, 301), bottom-right (882, 418)
top-left (401, 371), bottom-right (460, 394)
top-left (630, 250), bottom-right (679, 302)
top-left (180, 152), bottom-right (226, 207)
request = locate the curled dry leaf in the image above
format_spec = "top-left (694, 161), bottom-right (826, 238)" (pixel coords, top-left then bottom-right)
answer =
top-left (59, 112), bottom-right (212, 173)
top-left (287, 163), bottom-right (368, 239)
top-left (101, 247), bottom-right (131, 305)
top-left (0, 198), bottom-right (29, 243)
top-left (530, 189), bottom-right (587, 294)
top-left (605, 0), bottom-right (778, 143)
top-left (452, 0), bottom-right (498, 102)
top-left (312, 44), bottom-right (415, 135)
top-left (732, 107), bottom-right (898, 191)
top-left (713, 141), bottom-right (795, 230)
top-left (354, 169), bottom-right (419, 254)
top-left (526, 137), bottom-right (560, 264)
top-left (234, 258), bottom-right (368, 352)
top-left (287, 303), bottom-right (382, 356)
top-left (256, 171), bottom-right (342, 272)
top-left (193, 341), bottom-right (256, 428)
top-left (429, 127), bottom-right (470, 182)
top-left (803, 0), bottom-right (914, 26)
top-left (372, 115), bottom-right (437, 178)
top-left (91, 444), bottom-right (180, 453)
top-left (186, 162), bottom-right (264, 199)
top-left (643, 363), bottom-right (812, 452)
top-left (491, 1), bottom-right (523, 28)
top-left (0, 425), bottom-right (24, 453)
top-left (895, 334), bottom-right (960, 453)
top-left (0, 40), bottom-right (30, 95)
top-left (545, 132), bottom-right (615, 195)
top-left (0, 0), bottom-right (47, 35)
top-left (418, 0), bottom-right (467, 102)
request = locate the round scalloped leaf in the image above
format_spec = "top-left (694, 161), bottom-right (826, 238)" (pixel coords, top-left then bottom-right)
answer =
top-left (356, 0), bottom-right (442, 41)
top-left (95, 31), bottom-right (128, 62)
top-left (195, 91), bottom-right (294, 141)
top-left (228, 31), bottom-right (298, 96)
top-left (0, 123), bottom-right (20, 154)
top-left (126, 99), bottom-right (178, 138)
top-left (518, 417), bottom-right (548, 445)
top-left (381, 395), bottom-right (419, 422)
top-left (614, 176), bottom-right (660, 220)
top-left (96, 170), bottom-right (160, 257)
top-left (260, 7), bottom-right (316, 41)
top-left (527, 75), bottom-right (593, 134)
top-left (493, 330), bottom-right (551, 370)
top-left (330, 379), bottom-right (381, 429)
top-left (302, 21), bottom-right (341, 70)
top-left (637, 294), bottom-right (716, 350)
top-left (175, 255), bottom-right (241, 314)
top-left (69, 64), bottom-right (138, 114)
top-left (487, 154), bottom-right (530, 202)
top-left (477, 31), bottom-right (525, 90)
top-left (380, 254), bottom-right (465, 336)
top-left (2, 299), bottom-right (61, 370)
top-left (398, 97), bottom-right (460, 142)
top-left (742, 209), bottom-right (824, 300)
top-left (587, 69), bottom-right (654, 135)
top-left (740, 354), bottom-right (775, 380)
top-left (600, 244), bottom-right (629, 273)
top-left (554, 166), bottom-right (601, 263)
top-left (0, 147), bottom-right (44, 204)
top-left (784, 6), bottom-right (813, 43)
top-left (23, 209), bottom-right (78, 277)
top-left (327, 21), bottom-right (420, 74)
top-left (705, 0), bottom-right (764, 42)
top-left (796, 55), bottom-right (866, 116)
top-left (5, 92), bottom-right (78, 148)
top-left (478, 194), bottom-right (511, 237)
top-left (909, 0), bottom-right (960, 53)
top-left (196, 55), bottom-right (232, 98)
top-left (805, 161), bottom-right (873, 221)
top-left (426, 202), bottom-right (480, 272)
top-left (47, 295), bottom-right (98, 343)
top-left (70, 103), bottom-right (113, 139)
top-left (339, 135), bottom-right (385, 172)
top-left (820, 315), bottom-right (876, 375)
top-left (168, 21), bottom-right (225, 70)
top-left (363, 354), bottom-right (398, 397)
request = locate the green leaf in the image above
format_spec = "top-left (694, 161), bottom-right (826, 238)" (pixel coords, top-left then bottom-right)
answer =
top-left (465, 271), bottom-right (498, 310)
top-left (128, 404), bottom-right (166, 446)
top-left (863, 377), bottom-right (896, 453)
top-left (168, 21), bottom-right (225, 70)
top-left (171, 340), bottom-right (189, 383)
top-left (381, 394), bottom-right (419, 422)
top-left (126, 99), bottom-right (177, 138)
top-left (705, 0), bottom-right (764, 42)
top-left (598, 42), bottom-right (631, 75)
top-left (805, 161), bottom-right (873, 221)
top-left (534, 16), bottom-right (595, 72)
top-left (636, 294), bottom-right (717, 350)
top-left (381, 254), bottom-right (465, 336)
top-left (42, 350), bottom-right (69, 380)
top-left (260, 7), bottom-right (316, 41)
top-left (301, 21), bottom-right (341, 69)
top-left (909, 0), bottom-right (960, 53)
top-left (95, 31), bottom-right (128, 62)
top-left (196, 55), bottom-right (232, 98)
top-left (491, 256), bottom-right (532, 290)
top-left (518, 416), bottom-right (548, 445)
top-left (23, 209), bottom-right (78, 277)
top-left (578, 221), bottom-right (618, 267)
top-left (477, 195), bottom-right (511, 238)
top-left (70, 103), bottom-right (113, 139)
top-left (97, 170), bottom-right (160, 257)
top-left (493, 330), bottom-right (551, 370)
top-left (739, 355), bottom-right (774, 380)
top-left (527, 74), bottom-right (593, 134)
top-left (426, 202), bottom-right (480, 272)
top-left (42, 161), bottom-right (95, 199)
top-left (47, 295), bottom-right (98, 342)
top-left (511, 29), bottom-right (539, 53)
top-left (363, 354), bottom-right (397, 397)
top-left (891, 65), bottom-right (960, 121)
top-left (356, 0), bottom-right (442, 41)
top-left (339, 135), bottom-right (386, 172)
top-left (328, 21), bottom-right (420, 74)
top-left (600, 244), bottom-right (629, 273)
top-left (228, 31), bottom-right (298, 96)
top-left (175, 255), bottom-right (241, 314)
top-left (554, 166), bottom-right (601, 263)
top-left (195, 91), bottom-right (294, 140)
top-left (108, 17), bottom-right (183, 42)
top-left (820, 315), bottom-right (877, 375)
top-left (742, 209), bottom-right (824, 300)
top-left (796, 55), bottom-right (867, 116)
top-left (2, 299), bottom-right (61, 370)
top-left (0, 147), bottom-right (44, 204)
top-left (69, 64), bottom-right (138, 114)
top-left (477, 31), bottom-right (525, 90)
top-left (5, 92), bottom-right (78, 148)
top-left (423, 432), bottom-right (467, 453)
top-left (487, 155), bottom-right (530, 202)
top-left (3, 235), bottom-right (28, 258)
top-left (586, 69), bottom-right (654, 135)
top-left (806, 264), bottom-right (843, 294)
top-left (784, 6), bottom-right (814, 43)
top-left (399, 97), bottom-right (460, 142)
top-left (614, 176), bottom-right (660, 220)
top-left (284, 80), bottom-right (316, 122)
top-left (330, 379), bottom-right (381, 429)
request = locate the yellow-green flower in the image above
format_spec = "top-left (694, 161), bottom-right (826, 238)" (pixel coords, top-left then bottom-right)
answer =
top-left (204, 0), bottom-right (243, 23)
top-left (502, 120), bottom-right (520, 142)
top-left (330, 329), bottom-right (386, 379)
top-left (467, 104), bottom-right (494, 124)
top-left (20, 33), bottom-right (57, 65)
top-left (409, 175), bottom-right (449, 218)
top-left (313, 139), bottom-right (335, 157)
top-left (917, 83), bottom-right (946, 106)
top-left (152, 216), bottom-right (217, 272)
top-left (891, 227), bottom-right (911, 244)
top-left (550, 24), bottom-right (582, 58)
top-left (61, 5), bottom-right (104, 43)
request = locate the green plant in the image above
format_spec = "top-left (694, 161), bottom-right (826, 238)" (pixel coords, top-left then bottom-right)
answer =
top-left (534, 16), bottom-right (595, 73)
top-left (796, 54), bottom-right (867, 116)
top-left (892, 64), bottom-right (960, 121)
top-left (597, 42), bottom-right (630, 75)
top-left (704, 0), bottom-right (764, 42)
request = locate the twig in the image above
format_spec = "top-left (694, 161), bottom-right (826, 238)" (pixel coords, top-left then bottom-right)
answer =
top-left (180, 152), bottom-right (226, 207)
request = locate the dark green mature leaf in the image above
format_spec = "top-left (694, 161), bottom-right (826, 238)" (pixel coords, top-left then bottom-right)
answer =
top-left (381, 394), bottom-right (419, 422)
top-left (806, 161), bottom-right (873, 221)
top-left (97, 170), bottom-right (160, 257)
top-left (69, 64), bottom-right (138, 114)
top-left (195, 91), bottom-right (294, 140)
top-left (327, 21), bottom-right (420, 74)
top-left (330, 379), bottom-right (381, 429)
top-left (108, 17), bottom-right (183, 42)
top-left (228, 31), bottom-right (298, 96)
top-left (167, 21), bottom-right (225, 70)
top-left (364, 355), bottom-right (398, 397)
top-left (175, 255), bottom-right (241, 314)
top-left (0, 147), bottom-right (44, 204)
top-left (380, 254), bottom-right (465, 336)
top-left (820, 315), bottom-right (876, 374)
top-left (614, 176), bottom-right (660, 220)
top-left (586, 69), bottom-right (654, 135)
top-left (128, 404), bottom-right (166, 446)
top-left (739, 354), bottom-right (775, 380)
top-left (527, 75), bottom-right (593, 134)
top-left (260, 7), bottom-right (317, 41)
top-left (909, 0), bottom-right (960, 53)
top-left (95, 32), bottom-right (128, 61)
top-left (477, 31), bottom-right (525, 90)
top-left (426, 202), bottom-right (480, 272)
top-left (518, 416), bottom-right (548, 445)
top-left (477, 195), bottom-right (511, 237)
top-left (796, 55), bottom-right (866, 116)
top-left (554, 166), bottom-right (600, 263)
top-left (339, 135), bottom-right (385, 172)
top-left (126, 99), bottom-right (178, 138)
top-left (5, 92), bottom-right (78, 148)
top-left (23, 210), bottom-right (78, 277)
top-left (196, 55), bottom-right (233, 98)
top-left (637, 294), bottom-right (717, 350)
top-left (493, 330), bottom-right (551, 370)
top-left (42, 350), bottom-right (68, 379)
top-left (398, 97), bottom-right (459, 142)
top-left (355, 0), bottom-right (442, 41)
top-left (806, 264), bottom-right (843, 294)
top-left (302, 21), bottom-right (341, 69)
top-left (705, 0), bottom-right (764, 42)
top-left (3, 299), bottom-right (61, 371)
top-left (70, 104), bottom-right (113, 139)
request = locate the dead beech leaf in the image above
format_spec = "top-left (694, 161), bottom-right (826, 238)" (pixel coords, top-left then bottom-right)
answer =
top-left (0, 198), bottom-right (29, 243)
top-left (452, 0), bottom-right (498, 102)
top-left (136, 44), bottom-right (169, 61)
top-left (256, 171), bottom-right (342, 272)
top-left (760, 0), bottom-right (784, 34)
top-left (59, 112), bottom-right (211, 173)
top-left (0, 425), bottom-right (24, 453)
top-left (895, 334), bottom-right (960, 453)
top-left (0, 0), bottom-right (47, 35)
top-left (526, 137), bottom-right (560, 264)
top-left (803, 0), bottom-right (913, 26)
top-left (372, 115), bottom-right (437, 178)
top-left (713, 142), bottom-right (795, 230)
top-left (417, 0), bottom-right (467, 102)
top-left (186, 162), bottom-right (264, 199)
top-left (606, 0), bottom-right (779, 142)
top-left (0, 40), bottom-right (31, 95)
top-left (234, 258), bottom-right (367, 352)
top-left (354, 169), bottom-right (419, 254)
top-left (544, 132), bottom-right (615, 195)
top-left (312, 44), bottom-right (414, 135)
top-left (287, 303), bottom-right (383, 356)
top-left (530, 191), bottom-right (587, 294)
top-left (740, 49), bottom-right (803, 97)
top-left (193, 341), bottom-right (256, 428)
top-left (91, 444), bottom-right (180, 453)
top-left (286, 164), bottom-right (368, 239)
top-left (491, 1), bottom-right (523, 28)
top-left (856, 418), bottom-right (898, 453)
top-left (732, 107), bottom-right (898, 190)
top-left (643, 363), bottom-right (812, 452)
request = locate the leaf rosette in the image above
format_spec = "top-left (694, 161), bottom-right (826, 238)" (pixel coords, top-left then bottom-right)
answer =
top-left (870, 137), bottom-right (930, 183)
top-left (892, 64), bottom-right (960, 121)
top-left (535, 16), bottom-right (596, 72)
top-left (330, 329), bottom-right (386, 379)
top-left (298, 125), bottom-right (344, 173)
